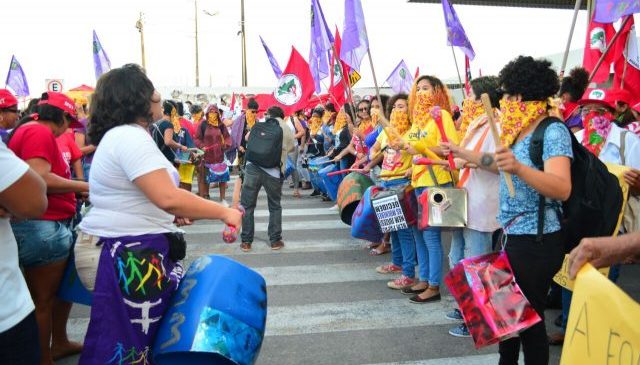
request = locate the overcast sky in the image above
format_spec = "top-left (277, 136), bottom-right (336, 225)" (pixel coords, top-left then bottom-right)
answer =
top-left (3, 0), bottom-right (603, 95)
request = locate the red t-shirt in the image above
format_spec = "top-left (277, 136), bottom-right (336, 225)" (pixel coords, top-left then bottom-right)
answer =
top-left (56, 130), bottom-right (82, 167)
top-left (8, 123), bottom-right (76, 220)
top-left (179, 118), bottom-right (196, 139)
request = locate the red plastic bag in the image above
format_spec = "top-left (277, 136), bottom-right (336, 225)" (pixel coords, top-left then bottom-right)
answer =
top-left (444, 251), bottom-right (542, 349)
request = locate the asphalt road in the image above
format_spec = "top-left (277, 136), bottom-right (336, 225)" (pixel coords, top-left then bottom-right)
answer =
top-left (57, 177), bottom-right (640, 365)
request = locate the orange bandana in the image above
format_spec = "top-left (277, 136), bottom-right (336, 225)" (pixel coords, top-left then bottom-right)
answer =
top-left (170, 108), bottom-right (181, 133)
top-left (499, 100), bottom-right (548, 146)
top-left (207, 111), bottom-right (219, 127)
top-left (333, 111), bottom-right (348, 134)
top-left (358, 117), bottom-right (373, 134)
top-left (459, 99), bottom-right (485, 140)
top-left (389, 109), bottom-right (411, 137)
top-left (309, 116), bottom-right (322, 135)
top-left (412, 90), bottom-right (435, 129)
top-left (246, 112), bottom-right (256, 129)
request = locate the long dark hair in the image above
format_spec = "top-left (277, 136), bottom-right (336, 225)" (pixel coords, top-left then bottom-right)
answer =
top-left (88, 64), bottom-right (155, 145)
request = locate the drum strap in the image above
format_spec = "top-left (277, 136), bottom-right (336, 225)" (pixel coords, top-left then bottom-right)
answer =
top-left (457, 127), bottom-right (490, 188)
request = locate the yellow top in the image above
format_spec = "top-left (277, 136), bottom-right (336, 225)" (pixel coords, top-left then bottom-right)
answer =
top-left (377, 131), bottom-right (413, 180)
top-left (408, 109), bottom-right (460, 187)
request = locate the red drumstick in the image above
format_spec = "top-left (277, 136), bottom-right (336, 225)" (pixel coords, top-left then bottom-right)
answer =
top-left (430, 107), bottom-right (456, 171)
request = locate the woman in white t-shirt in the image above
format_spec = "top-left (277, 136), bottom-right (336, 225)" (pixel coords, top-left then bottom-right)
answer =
top-left (440, 76), bottom-right (502, 338)
top-left (76, 64), bottom-right (242, 364)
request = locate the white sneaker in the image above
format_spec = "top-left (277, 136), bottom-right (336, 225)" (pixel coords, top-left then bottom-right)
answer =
top-left (221, 199), bottom-right (230, 208)
top-left (329, 204), bottom-right (339, 211)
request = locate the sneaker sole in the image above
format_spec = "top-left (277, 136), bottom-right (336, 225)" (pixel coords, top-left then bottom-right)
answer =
top-left (445, 315), bottom-right (465, 321)
top-left (448, 331), bottom-right (471, 338)
top-left (271, 246), bottom-right (284, 251)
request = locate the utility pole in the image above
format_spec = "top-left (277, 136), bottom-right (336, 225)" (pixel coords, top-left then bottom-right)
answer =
top-left (240, 0), bottom-right (247, 86)
top-left (195, 0), bottom-right (200, 87)
top-left (135, 12), bottom-right (146, 70)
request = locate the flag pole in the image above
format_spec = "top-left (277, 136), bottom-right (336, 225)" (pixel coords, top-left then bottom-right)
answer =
top-left (366, 49), bottom-right (385, 116)
top-left (588, 16), bottom-right (631, 84)
top-left (331, 43), bottom-right (357, 123)
top-left (560, 0), bottom-right (583, 78)
top-left (450, 47), bottom-right (465, 97)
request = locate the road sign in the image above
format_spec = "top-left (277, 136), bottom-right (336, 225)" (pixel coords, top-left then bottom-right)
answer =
top-left (46, 79), bottom-right (64, 92)
top-left (348, 70), bottom-right (361, 86)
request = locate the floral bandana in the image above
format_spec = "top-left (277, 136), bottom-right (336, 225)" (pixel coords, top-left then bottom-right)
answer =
top-left (246, 111), bottom-right (256, 130)
top-left (358, 117), bottom-right (373, 134)
top-left (333, 111), bottom-right (348, 134)
top-left (459, 99), bottom-right (485, 140)
top-left (499, 99), bottom-right (547, 146)
top-left (322, 111), bottom-right (334, 125)
top-left (581, 111), bottom-right (614, 156)
top-left (389, 109), bottom-right (411, 137)
top-left (207, 111), bottom-right (219, 127)
top-left (308, 116), bottom-right (322, 135)
top-left (412, 90), bottom-right (436, 129)
top-left (192, 111), bottom-right (203, 123)
top-left (170, 108), bottom-right (181, 133)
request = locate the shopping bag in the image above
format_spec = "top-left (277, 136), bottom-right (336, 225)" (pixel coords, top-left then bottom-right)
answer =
top-left (370, 184), bottom-right (417, 233)
top-left (444, 251), bottom-right (542, 349)
top-left (417, 187), bottom-right (467, 229)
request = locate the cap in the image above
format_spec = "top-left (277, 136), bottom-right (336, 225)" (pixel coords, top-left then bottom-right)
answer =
top-left (577, 88), bottom-right (616, 110)
top-left (0, 89), bottom-right (18, 109)
top-left (37, 92), bottom-right (83, 129)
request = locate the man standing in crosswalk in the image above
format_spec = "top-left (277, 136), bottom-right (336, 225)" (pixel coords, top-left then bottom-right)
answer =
top-left (240, 106), bottom-right (295, 252)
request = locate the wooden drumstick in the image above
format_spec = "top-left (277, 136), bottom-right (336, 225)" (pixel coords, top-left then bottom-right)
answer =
top-left (480, 93), bottom-right (515, 197)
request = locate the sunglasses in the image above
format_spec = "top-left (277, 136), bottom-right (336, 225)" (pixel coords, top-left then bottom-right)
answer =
top-left (358, 108), bottom-right (369, 112)
top-left (5, 108), bottom-right (19, 114)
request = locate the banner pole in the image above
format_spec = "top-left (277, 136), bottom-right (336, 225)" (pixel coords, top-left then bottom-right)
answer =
top-left (450, 47), bottom-right (465, 96)
top-left (560, 0), bottom-right (583, 78)
top-left (366, 49), bottom-right (385, 116)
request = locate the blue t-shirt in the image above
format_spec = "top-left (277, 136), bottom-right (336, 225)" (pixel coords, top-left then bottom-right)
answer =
top-left (322, 124), bottom-right (334, 152)
top-left (498, 122), bottom-right (573, 235)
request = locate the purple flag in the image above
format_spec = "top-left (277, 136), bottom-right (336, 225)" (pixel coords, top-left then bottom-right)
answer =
top-left (385, 60), bottom-right (414, 94)
top-left (310, 0), bottom-right (335, 93)
top-left (259, 36), bottom-right (282, 79)
top-left (341, 0), bottom-right (369, 72)
top-left (594, 0), bottom-right (640, 23)
top-left (93, 30), bottom-right (111, 80)
top-left (5, 55), bottom-right (29, 97)
top-left (442, 0), bottom-right (475, 60)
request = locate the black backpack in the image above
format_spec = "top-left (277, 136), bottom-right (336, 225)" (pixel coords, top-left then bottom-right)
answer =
top-left (150, 121), bottom-right (176, 160)
top-left (246, 118), bottom-right (283, 168)
top-left (529, 117), bottom-right (623, 251)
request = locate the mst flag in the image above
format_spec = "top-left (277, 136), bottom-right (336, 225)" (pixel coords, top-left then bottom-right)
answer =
top-left (5, 55), bottom-right (29, 97)
top-left (310, 0), bottom-right (334, 93)
top-left (341, 0), bottom-right (369, 72)
top-left (93, 30), bottom-right (111, 80)
top-left (594, 0), bottom-right (640, 23)
top-left (613, 16), bottom-right (640, 102)
top-left (328, 28), bottom-right (351, 108)
top-left (464, 55), bottom-right (471, 96)
top-left (259, 36), bottom-right (282, 79)
top-left (442, 0), bottom-right (475, 60)
top-left (583, 13), bottom-right (616, 83)
top-left (271, 47), bottom-right (315, 116)
top-left (385, 60), bottom-right (414, 94)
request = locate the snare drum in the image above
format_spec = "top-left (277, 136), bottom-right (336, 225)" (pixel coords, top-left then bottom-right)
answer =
top-left (337, 172), bottom-right (374, 225)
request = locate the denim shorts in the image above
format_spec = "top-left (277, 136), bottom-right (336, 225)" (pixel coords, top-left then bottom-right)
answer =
top-left (11, 220), bottom-right (72, 268)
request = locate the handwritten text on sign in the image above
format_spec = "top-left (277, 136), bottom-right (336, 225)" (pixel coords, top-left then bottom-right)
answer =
top-left (372, 195), bottom-right (408, 233)
top-left (560, 264), bottom-right (640, 364)
top-left (553, 254), bottom-right (609, 291)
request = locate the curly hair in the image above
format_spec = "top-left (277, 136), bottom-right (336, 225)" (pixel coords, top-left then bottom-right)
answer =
top-left (559, 67), bottom-right (589, 102)
top-left (88, 64), bottom-right (155, 145)
top-left (408, 75), bottom-right (453, 117)
top-left (470, 76), bottom-right (500, 108)
top-left (386, 93), bottom-right (408, 117)
top-left (498, 56), bottom-right (559, 101)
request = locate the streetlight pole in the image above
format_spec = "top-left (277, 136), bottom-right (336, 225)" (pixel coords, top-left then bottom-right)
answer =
top-left (240, 0), bottom-right (247, 86)
top-left (195, 0), bottom-right (200, 87)
top-left (135, 12), bottom-right (146, 70)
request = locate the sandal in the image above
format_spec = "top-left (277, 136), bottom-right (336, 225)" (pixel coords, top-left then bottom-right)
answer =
top-left (293, 190), bottom-right (302, 198)
top-left (366, 242), bottom-right (381, 250)
top-left (369, 243), bottom-right (390, 256)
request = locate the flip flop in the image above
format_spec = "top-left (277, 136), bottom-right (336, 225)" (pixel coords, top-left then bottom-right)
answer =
top-left (366, 242), bottom-right (381, 249)
top-left (369, 245), bottom-right (390, 256)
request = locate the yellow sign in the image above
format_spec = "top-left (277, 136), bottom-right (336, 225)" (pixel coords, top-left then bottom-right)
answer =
top-left (560, 264), bottom-right (640, 365)
top-left (349, 70), bottom-right (361, 86)
top-left (553, 255), bottom-right (609, 290)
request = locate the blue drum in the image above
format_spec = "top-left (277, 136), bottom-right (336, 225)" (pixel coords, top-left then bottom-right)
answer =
top-left (351, 186), bottom-right (383, 243)
top-left (308, 156), bottom-right (329, 194)
top-left (283, 157), bottom-right (295, 179)
top-left (318, 164), bottom-right (343, 201)
top-left (153, 255), bottom-right (267, 365)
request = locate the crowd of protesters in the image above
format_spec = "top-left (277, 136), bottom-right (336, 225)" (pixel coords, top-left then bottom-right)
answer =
top-left (0, 55), bottom-right (639, 365)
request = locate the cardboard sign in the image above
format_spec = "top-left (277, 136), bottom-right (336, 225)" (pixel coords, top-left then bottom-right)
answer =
top-left (560, 264), bottom-right (640, 365)
top-left (372, 194), bottom-right (408, 232)
top-left (553, 255), bottom-right (610, 291)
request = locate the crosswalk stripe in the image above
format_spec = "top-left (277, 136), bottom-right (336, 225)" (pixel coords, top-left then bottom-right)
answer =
top-left (362, 353), bottom-right (523, 365)
top-left (253, 262), bottom-right (392, 286)
top-left (189, 208), bottom-right (338, 221)
top-left (184, 219), bottom-right (349, 234)
top-left (187, 238), bottom-right (365, 255)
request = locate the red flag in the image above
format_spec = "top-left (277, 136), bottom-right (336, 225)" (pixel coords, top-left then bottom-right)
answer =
top-left (269, 47), bottom-right (315, 116)
top-left (230, 93), bottom-right (236, 110)
top-left (328, 28), bottom-right (350, 109)
top-left (464, 56), bottom-right (471, 96)
top-left (613, 16), bottom-right (640, 103)
top-left (583, 13), bottom-right (617, 83)
top-left (414, 67), bottom-right (420, 79)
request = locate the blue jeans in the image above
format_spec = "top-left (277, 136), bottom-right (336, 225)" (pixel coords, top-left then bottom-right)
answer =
top-left (11, 219), bottom-right (72, 267)
top-left (412, 185), bottom-right (451, 286)
top-left (449, 228), bottom-right (493, 269)
top-left (380, 178), bottom-right (416, 278)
